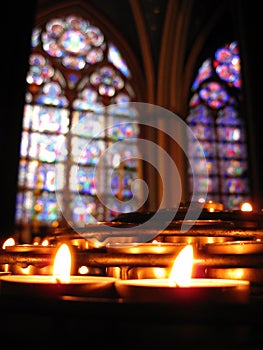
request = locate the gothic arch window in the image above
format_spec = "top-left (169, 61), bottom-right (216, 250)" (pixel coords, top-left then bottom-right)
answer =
top-left (187, 41), bottom-right (250, 210)
top-left (15, 14), bottom-right (141, 228)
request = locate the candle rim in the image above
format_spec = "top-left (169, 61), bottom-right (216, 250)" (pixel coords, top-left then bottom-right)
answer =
top-left (0, 275), bottom-right (117, 284)
top-left (115, 278), bottom-right (250, 288)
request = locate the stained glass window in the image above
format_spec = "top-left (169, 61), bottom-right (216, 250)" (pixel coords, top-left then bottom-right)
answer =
top-left (187, 41), bottom-right (250, 209)
top-left (15, 15), bottom-right (140, 228)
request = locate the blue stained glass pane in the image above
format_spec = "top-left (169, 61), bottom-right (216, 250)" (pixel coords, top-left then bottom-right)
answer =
top-left (31, 106), bottom-right (69, 134)
top-left (28, 133), bottom-right (67, 162)
top-left (27, 54), bottom-right (55, 85)
top-left (71, 112), bottom-right (105, 137)
top-left (108, 100), bottom-right (138, 118)
top-left (15, 191), bottom-right (34, 223)
top-left (67, 73), bottom-right (79, 89)
top-left (107, 117), bottom-right (139, 140)
top-left (72, 88), bottom-right (104, 112)
top-left (222, 178), bottom-right (248, 193)
top-left (186, 105), bottom-right (213, 124)
top-left (90, 66), bottom-right (124, 97)
top-left (189, 124), bottom-right (215, 141)
top-left (62, 56), bottom-right (85, 70)
top-left (70, 166), bottom-right (102, 195)
top-left (71, 137), bottom-right (105, 166)
top-left (31, 28), bottom-right (41, 48)
top-left (105, 198), bottom-right (136, 221)
top-left (188, 140), bottom-right (216, 158)
top-left (107, 142), bottom-right (139, 169)
top-left (17, 13), bottom-right (138, 226)
top-left (217, 106), bottom-right (241, 125)
top-left (199, 82), bottom-right (229, 109)
top-left (192, 59), bottom-right (212, 90)
top-left (110, 170), bottom-right (137, 198)
top-left (71, 195), bottom-right (101, 223)
top-left (214, 41), bottom-right (241, 89)
top-left (36, 82), bottom-right (69, 107)
top-left (187, 41), bottom-right (249, 210)
top-left (108, 43), bottom-right (131, 77)
top-left (34, 192), bottom-right (60, 221)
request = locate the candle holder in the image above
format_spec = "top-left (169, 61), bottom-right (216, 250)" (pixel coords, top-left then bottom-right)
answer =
top-left (2, 244), bottom-right (56, 275)
top-left (114, 278), bottom-right (250, 304)
top-left (164, 235), bottom-right (234, 248)
top-left (203, 240), bottom-right (263, 292)
top-left (106, 242), bottom-right (187, 279)
top-left (204, 240), bottom-right (263, 255)
top-left (0, 275), bottom-right (118, 299)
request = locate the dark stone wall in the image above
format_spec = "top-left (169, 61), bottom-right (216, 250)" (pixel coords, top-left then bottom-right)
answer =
top-left (0, 2), bottom-right (37, 235)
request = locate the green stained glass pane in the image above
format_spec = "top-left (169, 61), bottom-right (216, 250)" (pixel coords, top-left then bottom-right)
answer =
top-left (222, 195), bottom-right (249, 210)
top-left (219, 160), bottom-right (247, 177)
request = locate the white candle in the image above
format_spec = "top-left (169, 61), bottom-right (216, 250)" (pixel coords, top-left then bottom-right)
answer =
top-left (0, 274), bottom-right (117, 298)
top-left (0, 243), bottom-right (117, 298)
top-left (114, 278), bottom-right (250, 303)
top-left (115, 244), bottom-right (250, 303)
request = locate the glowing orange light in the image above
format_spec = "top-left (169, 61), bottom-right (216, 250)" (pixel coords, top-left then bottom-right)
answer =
top-left (240, 202), bottom-right (253, 212)
top-left (41, 239), bottom-right (49, 246)
top-left (2, 237), bottom-right (15, 250)
top-left (78, 266), bottom-right (89, 275)
top-left (169, 245), bottom-right (193, 286)
top-left (53, 243), bottom-right (71, 283)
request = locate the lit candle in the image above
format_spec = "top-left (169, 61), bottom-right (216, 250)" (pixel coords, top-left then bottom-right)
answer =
top-left (240, 202), bottom-right (253, 211)
top-left (204, 240), bottom-right (263, 255)
top-left (0, 243), bottom-right (117, 299)
top-left (114, 245), bottom-right (250, 303)
top-left (204, 200), bottom-right (224, 212)
top-left (203, 240), bottom-right (263, 287)
top-left (0, 237), bottom-right (16, 273)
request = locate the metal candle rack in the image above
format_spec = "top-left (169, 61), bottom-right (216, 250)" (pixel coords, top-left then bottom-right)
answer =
top-left (1, 208), bottom-right (263, 285)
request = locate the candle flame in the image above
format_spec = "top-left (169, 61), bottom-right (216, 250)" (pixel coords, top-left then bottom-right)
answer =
top-left (53, 243), bottom-right (71, 283)
top-left (41, 239), bottom-right (49, 246)
top-left (2, 237), bottom-right (15, 249)
top-left (169, 245), bottom-right (193, 287)
top-left (240, 202), bottom-right (253, 212)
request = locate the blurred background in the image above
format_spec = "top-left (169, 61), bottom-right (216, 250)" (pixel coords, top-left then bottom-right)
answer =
top-left (0, 0), bottom-right (261, 242)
